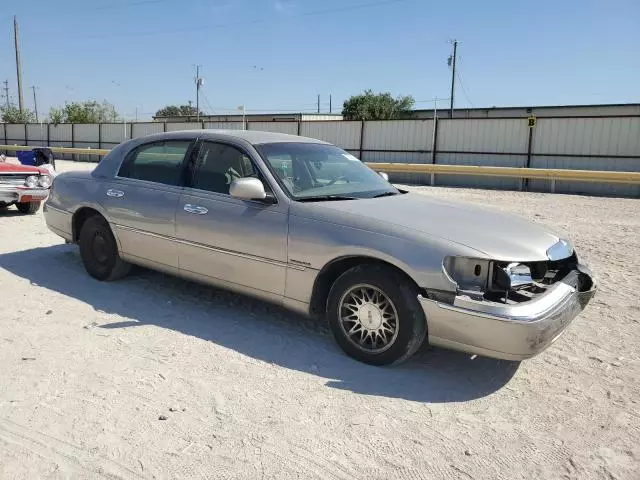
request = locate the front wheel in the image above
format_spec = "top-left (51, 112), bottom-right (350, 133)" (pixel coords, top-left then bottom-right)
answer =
top-left (79, 215), bottom-right (131, 281)
top-left (16, 201), bottom-right (41, 214)
top-left (326, 264), bottom-right (427, 366)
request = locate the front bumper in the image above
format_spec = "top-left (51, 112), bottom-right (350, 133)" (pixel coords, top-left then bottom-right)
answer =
top-left (0, 186), bottom-right (50, 204)
top-left (420, 265), bottom-right (596, 361)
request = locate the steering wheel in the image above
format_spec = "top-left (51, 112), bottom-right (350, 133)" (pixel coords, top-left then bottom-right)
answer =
top-left (326, 176), bottom-right (350, 186)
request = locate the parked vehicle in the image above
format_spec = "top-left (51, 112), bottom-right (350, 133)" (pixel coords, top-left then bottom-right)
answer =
top-left (0, 161), bottom-right (53, 214)
top-left (43, 130), bottom-right (596, 365)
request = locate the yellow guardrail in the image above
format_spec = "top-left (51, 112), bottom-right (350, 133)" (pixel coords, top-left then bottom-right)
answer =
top-left (369, 162), bottom-right (640, 185)
top-left (2, 144), bottom-right (639, 186)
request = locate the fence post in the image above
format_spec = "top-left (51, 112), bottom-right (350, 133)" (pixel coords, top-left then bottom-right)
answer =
top-left (430, 117), bottom-right (439, 186)
top-left (24, 123), bottom-right (28, 146)
top-left (71, 123), bottom-right (75, 161)
top-left (98, 123), bottom-right (102, 149)
top-left (163, 122), bottom-right (167, 133)
top-left (359, 120), bottom-right (365, 160)
top-left (3, 124), bottom-right (7, 154)
top-left (47, 122), bottom-right (50, 148)
top-left (523, 120), bottom-right (534, 191)
top-left (297, 120), bottom-right (301, 136)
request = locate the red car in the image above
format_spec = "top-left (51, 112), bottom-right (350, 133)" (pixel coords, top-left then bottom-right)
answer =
top-left (0, 161), bottom-right (53, 214)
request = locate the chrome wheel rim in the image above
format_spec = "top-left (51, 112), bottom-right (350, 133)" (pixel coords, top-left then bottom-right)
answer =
top-left (338, 284), bottom-right (399, 353)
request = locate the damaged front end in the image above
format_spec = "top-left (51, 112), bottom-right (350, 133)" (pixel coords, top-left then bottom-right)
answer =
top-left (419, 240), bottom-right (597, 360)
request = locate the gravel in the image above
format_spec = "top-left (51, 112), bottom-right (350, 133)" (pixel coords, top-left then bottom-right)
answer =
top-left (0, 160), bottom-right (638, 479)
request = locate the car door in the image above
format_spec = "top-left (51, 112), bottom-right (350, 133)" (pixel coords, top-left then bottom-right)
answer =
top-left (100, 139), bottom-right (194, 270)
top-left (175, 140), bottom-right (288, 299)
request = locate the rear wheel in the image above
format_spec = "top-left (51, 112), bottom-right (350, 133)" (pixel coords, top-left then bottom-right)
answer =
top-left (79, 215), bottom-right (131, 281)
top-left (16, 201), bottom-right (41, 214)
top-left (326, 264), bottom-right (427, 366)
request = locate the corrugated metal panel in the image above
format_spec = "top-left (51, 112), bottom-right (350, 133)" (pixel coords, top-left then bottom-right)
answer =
top-left (166, 122), bottom-right (202, 132)
top-left (204, 122), bottom-right (244, 130)
top-left (5, 124), bottom-right (25, 143)
top-left (131, 122), bottom-right (164, 138)
top-left (248, 122), bottom-right (298, 135)
top-left (435, 153), bottom-right (527, 190)
top-left (101, 123), bottom-right (131, 143)
top-left (300, 114), bottom-right (344, 121)
top-left (533, 117), bottom-right (640, 156)
top-left (364, 120), bottom-right (434, 151)
top-left (362, 151), bottom-right (430, 165)
top-left (49, 124), bottom-right (72, 144)
top-left (437, 118), bottom-right (528, 153)
top-left (300, 121), bottom-right (361, 149)
top-left (528, 155), bottom-right (640, 196)
top-left (73, 124), bottom-right (99, 145)
top-left (26, 124), bottom-right (47, 145)
top-left (0, 124), bottom-right (5, 144)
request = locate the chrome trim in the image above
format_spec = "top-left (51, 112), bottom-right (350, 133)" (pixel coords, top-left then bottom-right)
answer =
top-left (183, 204), bottom-right (208, 215)
top-left (44, 204), bottom-right (69, 215)
top-left (114, 224), bottom-right (305, 271)
top-left (547, 239), bottom-right (573, 260)
top-left (106, 189), bottom-right (125, 198)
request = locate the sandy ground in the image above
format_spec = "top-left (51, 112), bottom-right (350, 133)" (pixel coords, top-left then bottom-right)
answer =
top-left (0, 159), bottom-right (638, 480)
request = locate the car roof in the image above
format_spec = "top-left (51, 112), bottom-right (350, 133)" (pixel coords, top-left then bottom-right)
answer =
top-left (138, 129), bottom-right (330, 145)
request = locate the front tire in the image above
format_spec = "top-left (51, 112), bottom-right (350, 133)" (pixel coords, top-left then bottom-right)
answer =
top-left (16, 201), bottom-right (41, 214)
top-left (79, 215), bottom-right (131, 281)
top-left (326, 264), bottom-right (427, 366)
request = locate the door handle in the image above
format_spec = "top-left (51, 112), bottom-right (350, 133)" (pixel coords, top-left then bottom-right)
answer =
top-left (184, 204), bottom-right (208, 215)
top-left (106, 189), bottom-right (125, 198)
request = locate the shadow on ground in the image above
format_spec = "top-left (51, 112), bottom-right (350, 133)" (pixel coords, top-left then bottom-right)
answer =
top-left (1, 245), bottom-right (520, 403)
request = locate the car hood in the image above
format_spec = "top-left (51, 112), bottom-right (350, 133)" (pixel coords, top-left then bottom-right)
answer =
top-left (301, 193), bottom-right (564, 262)
top-left (0, 162), bottom-right (46, 174)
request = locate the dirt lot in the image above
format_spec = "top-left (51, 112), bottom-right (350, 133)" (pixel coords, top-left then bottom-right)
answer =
top-left (0, 159), bottom-right (638, 480)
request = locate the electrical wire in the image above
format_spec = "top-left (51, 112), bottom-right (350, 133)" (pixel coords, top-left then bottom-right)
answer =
top-left (455, 71), bottom-right (475, 108)
top-left (86, 0), bottom-right (412, 40)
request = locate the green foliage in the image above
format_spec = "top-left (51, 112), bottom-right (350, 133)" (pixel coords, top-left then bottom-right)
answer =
top-left (0, 105), bottom-right (36, 123)
top-left (48, 100), bottom-right (120, 124)
top-left (155, 104), bottom-right (200, 118)
top-left (342, 90), bottom-right (415, 120)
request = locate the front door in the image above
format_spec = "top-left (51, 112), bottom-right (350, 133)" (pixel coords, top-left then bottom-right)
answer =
top-left (175, 141), bottom-right (288, 298)
top-left (101, 139), bottom-right (194, 270)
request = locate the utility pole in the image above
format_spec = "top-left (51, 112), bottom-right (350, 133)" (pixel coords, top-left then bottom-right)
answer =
top-left (448, 39), bottom-right (458, 118)
top-left (329, 94), bottom-right (332, 114)
top-left (2, 80), bottom-right (9, 109)
top-left (194, 65), bottom-right (203, 122)
top-left (317, 94), bottom-right (320, 113)
top-left (14, 15), bottom-right (24, 113)
top-left (31, 85), bottom-right (38, 122)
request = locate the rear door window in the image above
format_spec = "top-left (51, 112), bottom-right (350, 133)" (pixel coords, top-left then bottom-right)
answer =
top-left (118, 141), bottom-right (191, 186)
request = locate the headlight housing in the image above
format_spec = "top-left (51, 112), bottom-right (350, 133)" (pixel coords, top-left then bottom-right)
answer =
top-left (25, 175), bottom-right (39, 188)
top-left (38, 175), bottom-right (52, 188)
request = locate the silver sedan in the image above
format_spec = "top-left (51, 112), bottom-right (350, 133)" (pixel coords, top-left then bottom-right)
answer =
top-left (44, 130), bottom-right (596, 365)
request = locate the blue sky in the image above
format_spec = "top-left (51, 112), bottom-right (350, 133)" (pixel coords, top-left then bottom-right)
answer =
top-left (1, 0), bottom-right (638, 120)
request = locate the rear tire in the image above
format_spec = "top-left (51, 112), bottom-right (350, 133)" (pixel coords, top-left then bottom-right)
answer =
top-left (79, 215), bottom-right (131, 281)
top-left (326, 264), bottom-right (427, 366)
top-left (16, 201), bottom-right (41, 214)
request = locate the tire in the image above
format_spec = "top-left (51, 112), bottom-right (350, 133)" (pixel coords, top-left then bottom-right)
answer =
top-left (16, 201), bottom-right (41, 214)
top-left (79, 215), bottom-right (131, 281)
top-left (326, 264), bottom-right (427, 366)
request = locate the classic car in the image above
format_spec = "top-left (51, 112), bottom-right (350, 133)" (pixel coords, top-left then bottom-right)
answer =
top-left (43, 130), bottom-right (596, 365)
top-left (0, 160), bottom-right (53, 214)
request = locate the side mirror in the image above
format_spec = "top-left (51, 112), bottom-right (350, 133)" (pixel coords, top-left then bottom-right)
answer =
top-left (378, 172), bottom-right (389, 181)
top-left (229, 177), bottom-right (274, 203)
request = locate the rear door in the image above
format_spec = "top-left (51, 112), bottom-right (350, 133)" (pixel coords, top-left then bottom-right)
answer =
top-left (101, 139), bottom-right (195, 270)
top-left (175, 140), bottom-right (288, 298)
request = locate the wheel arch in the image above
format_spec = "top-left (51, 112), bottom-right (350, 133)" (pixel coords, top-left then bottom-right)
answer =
top-left (309, 255), bottom-right (424, 317)
top-left (72, 205), bottom-right (120, 249)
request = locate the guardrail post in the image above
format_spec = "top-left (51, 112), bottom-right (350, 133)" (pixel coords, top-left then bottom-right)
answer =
top-left (550, 179), bottom-right (556, 193)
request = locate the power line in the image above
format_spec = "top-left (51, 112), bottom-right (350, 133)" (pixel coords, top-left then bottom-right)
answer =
top-left (86, 0), bottom-right (412, 40)
top-left (455, 71), bottom-right (474, 107)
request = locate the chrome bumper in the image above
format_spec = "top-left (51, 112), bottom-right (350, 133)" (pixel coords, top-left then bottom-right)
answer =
top-left (420, 266), bottom-right (596, 361)
top-left (0, 186), bottom-right (49, 204)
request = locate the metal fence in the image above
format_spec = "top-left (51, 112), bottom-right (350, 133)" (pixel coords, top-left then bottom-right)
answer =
top-left (2, 115), bottom-right (639, 196)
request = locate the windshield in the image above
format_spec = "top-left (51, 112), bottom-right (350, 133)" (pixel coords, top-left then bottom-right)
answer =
top-left (257, 142), bottom-right (397, 200)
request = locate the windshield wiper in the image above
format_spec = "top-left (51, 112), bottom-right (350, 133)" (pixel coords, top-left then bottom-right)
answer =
top-left (372, 191), bottom-right (400, 198)
top-left (296, 195), bottom-right (359, 202)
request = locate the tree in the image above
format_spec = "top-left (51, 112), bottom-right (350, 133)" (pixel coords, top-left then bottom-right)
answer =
top-left (47, 100), bottom-right (120, 124)
top-left (342, 90), bottom-right (415, 120)
top-left (1, 105), bottom-right (36, 123)
top-left (155, 104), bottom-right (201, 118)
